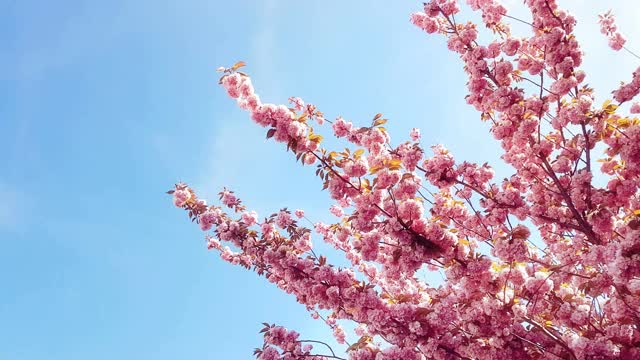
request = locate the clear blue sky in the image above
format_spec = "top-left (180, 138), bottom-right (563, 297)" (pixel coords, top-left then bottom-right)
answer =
top-left (2, 1), bottom-right (638, 359)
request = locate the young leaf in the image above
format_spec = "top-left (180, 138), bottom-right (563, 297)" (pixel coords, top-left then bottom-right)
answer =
top-left (232, 61), bottom-right (246, 71)
top-left (373, 118), bottom-right (388, 126)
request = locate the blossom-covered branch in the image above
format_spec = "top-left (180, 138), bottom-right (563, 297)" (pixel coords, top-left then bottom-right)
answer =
top-left (171, 0), bottom-right (640, 358)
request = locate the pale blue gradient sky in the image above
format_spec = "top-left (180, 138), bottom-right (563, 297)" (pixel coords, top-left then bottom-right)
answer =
top-left (2, 1), bottom-right (638, 359)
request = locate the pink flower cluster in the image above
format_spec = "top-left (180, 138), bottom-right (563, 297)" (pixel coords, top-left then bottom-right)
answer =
top-left (171, 1), bottom-right (640, 358)
top-left (257, 325), bottom-right (321, 360)
top-left (613, 67), bottom-right (640, 103)
top-left (599, 10), bottom-right (627, 51)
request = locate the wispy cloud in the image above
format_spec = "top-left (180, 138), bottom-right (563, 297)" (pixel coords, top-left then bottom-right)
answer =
top-left (0, 183), bottom-right (27, 232)
top-left (194, 0), bottom-right (284, 199)
top-left (249, 0), bottom-right (281, 96)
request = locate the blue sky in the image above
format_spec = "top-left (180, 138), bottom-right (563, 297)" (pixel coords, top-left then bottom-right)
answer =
top-left (2, 1), bottom-right (639, 359)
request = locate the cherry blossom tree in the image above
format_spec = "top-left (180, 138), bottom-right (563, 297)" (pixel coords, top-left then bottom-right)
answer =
top-left (170, 1), bottom-right (640, 358)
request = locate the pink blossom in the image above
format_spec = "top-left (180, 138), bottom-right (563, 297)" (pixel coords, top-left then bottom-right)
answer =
top-left (329, 205), bottom-right (344, 217)
top-left (199, 210), bottom-right (220, 231)
top-left (332, 325), bottom-right (346, 344)
top-left (241, 210), bottom-right (258, 226)
top-left (502, 38), bottom-right (521, 56)
top-left (332, 117), bottom-right (353, 138)
top-left (258, 346), bottom-right (279, 360)
top-left (220, 189), bottom-right (238, 208)
top-left (173, 189), bottom-right (190, 207)
top-left (275, 210), bottom-right (293, 229)
top-left (599, 10), bottom-right (627, 51)
top-left (397, 199), bottom-right (424, 221)
top-left (410, 128), bottom-right (421, 141)
top-left (609, 33), bottom-right (626, 51)
top-left (288, 96), bottom-right (305, 111)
